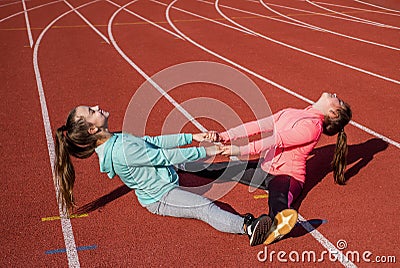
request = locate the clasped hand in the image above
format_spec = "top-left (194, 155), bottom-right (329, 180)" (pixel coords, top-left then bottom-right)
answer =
top-left (193, 132), bottom-right (240, 157)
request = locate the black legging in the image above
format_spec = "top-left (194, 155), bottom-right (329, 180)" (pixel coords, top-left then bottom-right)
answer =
top-left (181, 161), bottom-right (303, 219)
top-left (266, 174), bottom-right (303, 218)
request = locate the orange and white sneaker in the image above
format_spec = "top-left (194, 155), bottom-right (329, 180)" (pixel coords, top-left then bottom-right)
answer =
top-left (264, 209), bottom-right (298, 245)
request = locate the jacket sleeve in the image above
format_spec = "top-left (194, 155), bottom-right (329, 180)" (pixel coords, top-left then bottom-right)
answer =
top-left (219, 115), bottom-right (274, 142)
top-left (239, 119), bottom-right (322, 155)
top-left (123, 140), bottom-right (206, 167)
top-left (239, 135), bottom-right (275, 155)
top-left (142, 133), bottom-right (192, 148)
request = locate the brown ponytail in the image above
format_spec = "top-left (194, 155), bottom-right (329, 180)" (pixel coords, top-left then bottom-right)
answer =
top-left (332, 130), bottom-right (348, 185)
top-left (54, 108), bottom-right (99, 212)
top-left (322, 102), bottom-right (352, 185)
top-left (54, 125), bottom-right (76, 211)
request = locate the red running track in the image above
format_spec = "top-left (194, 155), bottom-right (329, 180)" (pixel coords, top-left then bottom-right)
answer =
top-left (1, 0), bottom-right (399, 267)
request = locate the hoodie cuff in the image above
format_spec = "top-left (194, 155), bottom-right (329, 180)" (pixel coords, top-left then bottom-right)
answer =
top-left (185, 133), bottom-right (193, 144)
top-left (198, 147), bottom-right (207, 159)
top-left (239, 145), bottom-right (250, 156)
top-left (219, 132), bottom-right (230, 142)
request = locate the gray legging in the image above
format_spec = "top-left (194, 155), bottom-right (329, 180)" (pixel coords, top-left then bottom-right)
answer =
top-left (144, 187), bottom-right (245, 234)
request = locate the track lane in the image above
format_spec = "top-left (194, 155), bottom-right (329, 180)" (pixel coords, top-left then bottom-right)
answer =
top-left (215, 0), bottom-right (400, 76)
top-left (157, 0), bottom-right (400, 142)
top-left (102, 0), bottom-right (396, 264)
top-left (304, 0), bottom-right (400, 29)
top-left (34, 1), bottom-right (330, 266)
top-left (241, 0), bottom-right (400, 45)
top-left (354, 0), bottom-right (400, 13)
top-left (258, 0), bottom-right (400, 49)
top-left (0, 4), bottom-right (72, 267)
top-left (2, 0), bottom-right (399, 266)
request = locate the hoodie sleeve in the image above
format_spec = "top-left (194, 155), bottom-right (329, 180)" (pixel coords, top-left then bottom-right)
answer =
top-left (122, 139), bottom-right (206, 167)
top-left (142, 133), bottom-right (192, 148)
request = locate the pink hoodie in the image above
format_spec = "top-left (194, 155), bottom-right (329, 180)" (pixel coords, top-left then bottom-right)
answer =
top-left (219, 106), bottom-right (325, 183)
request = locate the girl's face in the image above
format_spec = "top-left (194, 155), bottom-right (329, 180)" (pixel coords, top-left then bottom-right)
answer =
top-left (75, 105), bottom-right (109, 129)
top-left (317, 92), bottom-right (344, 118)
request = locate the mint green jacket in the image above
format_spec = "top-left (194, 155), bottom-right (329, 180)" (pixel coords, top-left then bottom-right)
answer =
top-left (95, 133), bottom-right (206, 205)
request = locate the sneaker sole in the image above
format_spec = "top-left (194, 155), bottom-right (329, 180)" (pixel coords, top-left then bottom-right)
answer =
top-left (249, 215), bottom-right (272, 246)
top-left (264, 209), bottom-right (298, 245)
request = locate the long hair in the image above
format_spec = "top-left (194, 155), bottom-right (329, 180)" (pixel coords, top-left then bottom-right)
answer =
top-left (54, 108), bottom-right (99, 212)
top-left (322, 102), bottom-right (352, 185)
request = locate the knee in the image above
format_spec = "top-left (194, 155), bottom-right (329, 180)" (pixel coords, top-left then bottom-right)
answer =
top-left (144, 202), bottom-right (160, 215)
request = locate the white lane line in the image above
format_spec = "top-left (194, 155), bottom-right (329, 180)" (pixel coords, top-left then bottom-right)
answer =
top-left (258, 0), bottom-right (400, 50)
top-left (197, 0), bottom-right (324, 31)
top-left (107, 0), bottom-right (242, 161)
top-left (246, 0), bottom-right (399, 29)
top-left (353, 0), bottom-right (400, 14)
top-left (213, 1), bottom-right (400, 86)
top-left (153, 0), bottom-right (399, 149)
top-left (33, 9), bottom-right (80, 267)
top-left (33, 1), bottom-right (102, 266)
top-left (107, 0), bottom-right (207, 132)
top-left (165, 0), bottom-right (357, 268)
top-left (63, 0), bottom-right (110, 44)
top-left (0, 0), bottom-right (23, 8)
top-left (306, 0), bottom-right (398, 29)
top-left (108, 2), bottom-right (396, 266)
top-left (105, 0), bottom-right (184, 39)
top-left (204, 0), bottom-right (400, 51)
top-left (297, 214), bottom-right (357, 268)
top-left (149, 0), bottom-right (255, 36)
top-left (21, 0), bottom-right (33, 47)
top-left (162, 0), bottom-right (400, 85)
top-left (1, 0), bottom-right (62, 23)
top-left (167, 2), bottom-right (357, 267)
top-left (349, 121), bottom-right (399, 148)
top-left (314, 1), bottom-right (400, 17)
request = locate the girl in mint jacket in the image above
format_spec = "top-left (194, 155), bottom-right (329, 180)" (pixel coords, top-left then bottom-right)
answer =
top-left (54, 105), bottom-right (272, 246)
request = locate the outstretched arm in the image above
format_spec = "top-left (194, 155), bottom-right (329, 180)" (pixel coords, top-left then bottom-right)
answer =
top-left (123, 140), bottom-right (222, 167)
top-left (142, 132), bottom-right (216, 149)
top-left (221, 134), bottom-right (275, 156)
top-left (142, 133), bottom-right (192, 148)
top-left (221, 119), bottom-right (322, 156)
top-left (218, 115), bottom-right (275, 142)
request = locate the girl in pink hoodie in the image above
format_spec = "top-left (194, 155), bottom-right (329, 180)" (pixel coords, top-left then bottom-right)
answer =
top-left (187, 92), bottom-right (352, 245)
